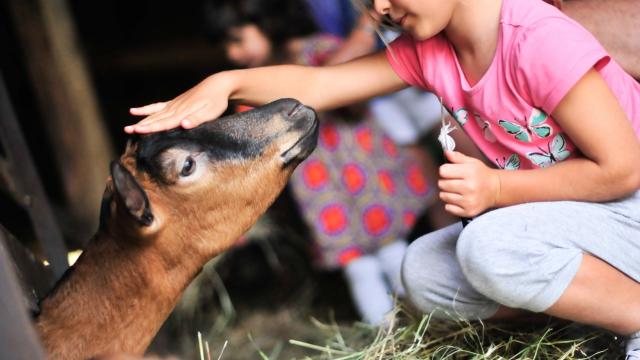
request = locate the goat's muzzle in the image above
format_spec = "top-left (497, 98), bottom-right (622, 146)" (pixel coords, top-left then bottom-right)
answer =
top-left (281, 103), bottom-right (319, 166)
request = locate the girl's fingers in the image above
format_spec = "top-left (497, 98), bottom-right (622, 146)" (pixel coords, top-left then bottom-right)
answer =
top-left (437, 179), bottom-right (466, 194)
top-left (129, 102), bottom-right (168, 116)
top-left (135, 112), bottom-right (175, 126)
top-left (178, 102), bottom-right (214, 129)
top-left (439, 191), bottom-right (464, 206)
top-left (444, 203), bottom-right (466, 217)
top-left (132, 117), bottom-right (183, 134)
top-left (124, 108), bottom-right (176, 133)
top-left (441, 190), bottom-right (473, 217)
top-left (124, 100), bottom-right (221, 134)
top-left (124, 113), bottom-right (178, 133)
top-left (439, 163), bottom-right (467, 179)
top-left (181, 109), bottom-right (220, 129)
top-left (127, 101), bottom-right (196, 132)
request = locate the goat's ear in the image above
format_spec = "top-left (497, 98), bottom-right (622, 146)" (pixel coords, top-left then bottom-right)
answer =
top-left (110, 161), bottom-right (154, 226)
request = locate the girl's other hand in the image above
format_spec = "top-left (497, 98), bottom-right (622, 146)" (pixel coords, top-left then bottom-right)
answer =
top-left (125, 75), bottom-right (230, 134)
top-left (438, 151), bottom-right (501, 217)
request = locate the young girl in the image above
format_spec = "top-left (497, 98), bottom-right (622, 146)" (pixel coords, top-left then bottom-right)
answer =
top-left (126, 0), bottom-right (640, 356)
top-left (198, 0), bottom-right (435, 325)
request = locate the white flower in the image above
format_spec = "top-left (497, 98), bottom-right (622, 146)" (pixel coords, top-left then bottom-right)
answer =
top-left (438, 121), bottom-right (457, 151)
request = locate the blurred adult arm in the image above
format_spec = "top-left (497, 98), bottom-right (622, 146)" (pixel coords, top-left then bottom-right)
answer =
top-left (563, 0), bottom-right (640, 79)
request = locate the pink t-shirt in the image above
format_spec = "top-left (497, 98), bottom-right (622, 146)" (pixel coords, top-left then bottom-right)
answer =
top-left (386, 0), bottom-right (640, 169)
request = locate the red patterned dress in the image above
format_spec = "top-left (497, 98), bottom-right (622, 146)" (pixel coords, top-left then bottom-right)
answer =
top-left (289, 35), bottom-right (434, 269)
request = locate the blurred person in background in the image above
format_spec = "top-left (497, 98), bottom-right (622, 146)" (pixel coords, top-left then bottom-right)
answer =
top-left (305, 0), bottom-right (483, 230)
top-left (202, 0), bottom-right (436, 325)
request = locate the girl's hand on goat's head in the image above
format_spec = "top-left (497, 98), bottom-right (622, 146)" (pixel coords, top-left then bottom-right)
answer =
top-left (125, 74), bottom-right (231, 134)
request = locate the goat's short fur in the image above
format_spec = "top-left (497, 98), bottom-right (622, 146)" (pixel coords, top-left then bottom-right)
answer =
top-left (35, 99), bottom-right (318, 360)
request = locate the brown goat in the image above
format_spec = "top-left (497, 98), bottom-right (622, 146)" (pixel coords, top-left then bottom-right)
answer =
top-left (34, 98), bottom-right (318, 359)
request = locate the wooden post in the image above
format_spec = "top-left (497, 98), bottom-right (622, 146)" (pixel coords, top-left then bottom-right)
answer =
top-left (0, 73), bottom-right (68, 279)
top-left (0, 235), bottom-right (46, 360)
top-left (7, 0), bottom-right (114, 239)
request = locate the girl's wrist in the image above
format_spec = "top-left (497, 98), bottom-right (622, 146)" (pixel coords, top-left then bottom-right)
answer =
top-left (492, 169), bottom-right (502, 208)
top-left (209, 71), bottom-right (238, 101)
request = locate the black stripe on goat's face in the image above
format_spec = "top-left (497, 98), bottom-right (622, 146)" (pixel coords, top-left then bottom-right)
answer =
top-left (104, 99), bottom-right (318, 248)
top-left (134, 98), bottom-right (318, 185)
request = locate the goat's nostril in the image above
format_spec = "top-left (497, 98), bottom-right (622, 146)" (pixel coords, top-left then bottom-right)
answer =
top-left (287, 103), bottom-right (303, 118)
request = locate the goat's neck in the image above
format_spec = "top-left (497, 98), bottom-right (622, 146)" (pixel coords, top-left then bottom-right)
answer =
top-left (36, 229), bottom-right (207, 360)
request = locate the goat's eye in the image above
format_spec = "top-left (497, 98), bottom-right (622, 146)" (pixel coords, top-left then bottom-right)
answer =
top-left (180, 156), bottom-right (196, 177)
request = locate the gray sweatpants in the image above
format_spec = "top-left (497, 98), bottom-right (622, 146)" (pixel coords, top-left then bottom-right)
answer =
top-left (402, 190), bottom-right (640, 319)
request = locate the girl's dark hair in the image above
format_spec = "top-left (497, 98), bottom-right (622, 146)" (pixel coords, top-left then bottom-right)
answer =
top-left (203, 0), bottom-right (317, 48)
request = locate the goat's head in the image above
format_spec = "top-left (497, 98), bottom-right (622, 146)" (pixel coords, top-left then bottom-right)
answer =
top-left (101, 98), bottom-right (318, 259)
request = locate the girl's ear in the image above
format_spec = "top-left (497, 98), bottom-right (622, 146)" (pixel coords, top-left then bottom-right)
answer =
top-left (110, 161), bottom-right (154, 226)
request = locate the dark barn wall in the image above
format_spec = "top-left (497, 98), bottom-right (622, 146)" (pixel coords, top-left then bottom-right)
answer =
top-left (68, 0), bottom-right (231, 151)
top-left (0, 0), bottom-right (229, 248)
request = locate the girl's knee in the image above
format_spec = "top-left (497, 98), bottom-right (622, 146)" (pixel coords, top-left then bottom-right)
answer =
top-left (401, 230), bottom-right (498, 318)
top-left (456, 214), bottom-right (526, 304)
top-left (456, 216), bottom-right (503, 283)
top-left (455, 210), bottom-right (557, 309)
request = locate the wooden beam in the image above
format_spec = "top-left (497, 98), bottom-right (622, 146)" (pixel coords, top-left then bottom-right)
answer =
top-left (6, 0), bottom-right (114, 238)
top-left (0, 72), bottom-right (68, 278)
top-left (0, 230), bottom-right (47, 360)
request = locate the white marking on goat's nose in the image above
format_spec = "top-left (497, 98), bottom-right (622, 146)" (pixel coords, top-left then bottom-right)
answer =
top-left (287, 103), bottom-right (303, 118)
top-left (267, 115), bottom-right (290, 134)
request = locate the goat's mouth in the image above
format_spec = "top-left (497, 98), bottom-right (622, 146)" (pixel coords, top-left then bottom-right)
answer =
top-left (281, 116), bottom-right (319, 166)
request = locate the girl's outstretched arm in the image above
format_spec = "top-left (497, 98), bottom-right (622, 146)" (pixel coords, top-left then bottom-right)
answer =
top-left (125, 51), bottom-right (407, 134)
top-left (439, 69), bottom-right (640, 218)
